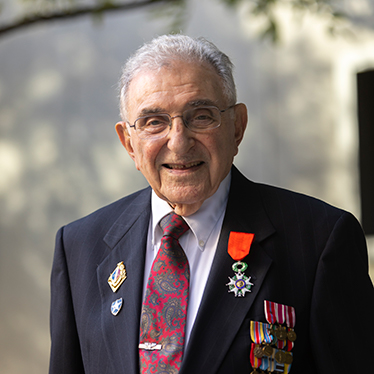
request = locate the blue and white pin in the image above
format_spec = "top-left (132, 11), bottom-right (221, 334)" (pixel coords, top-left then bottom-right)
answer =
top-left (111, 298), bottom-right (123, 316)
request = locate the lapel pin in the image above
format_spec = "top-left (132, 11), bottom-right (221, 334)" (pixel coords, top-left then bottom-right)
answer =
top-left (108, 261), bottom-right (127, 292)
top-left (111, 298), bottom-right (123, 316)
top-left (226, 232), bottom-right (255, 297)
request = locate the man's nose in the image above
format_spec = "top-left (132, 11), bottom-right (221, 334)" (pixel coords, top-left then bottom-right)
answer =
top-left (166, 116), bottom-right (195, 154)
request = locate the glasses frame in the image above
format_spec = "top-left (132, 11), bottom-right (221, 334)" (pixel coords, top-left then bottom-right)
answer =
top-left (128, 104), bottom-right (236, 139)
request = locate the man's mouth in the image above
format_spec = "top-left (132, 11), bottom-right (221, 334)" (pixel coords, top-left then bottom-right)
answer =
top-left (163, 161), bottom-right (204, 170)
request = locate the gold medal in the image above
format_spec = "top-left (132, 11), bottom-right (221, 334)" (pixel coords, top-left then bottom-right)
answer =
top-left (254, 346), bottom-right (264, 358)
top-left (275, 350), bottom-right (286, 364)
top-left (262, 345), bottom-right (274, 356)
top-left (275, 326), bottom-right (288, 341)
top-left (287, 329), bottom-right (297, 342)
top-left (108, 261), bottom-right (127, 292)
top-left (283, 352), bottom-right (293, 365)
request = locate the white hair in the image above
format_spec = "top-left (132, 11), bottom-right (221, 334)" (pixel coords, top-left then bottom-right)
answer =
top-left (118, 34), bottom-right (237, 121)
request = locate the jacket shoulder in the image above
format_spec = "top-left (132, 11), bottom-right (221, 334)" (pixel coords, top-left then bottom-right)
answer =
top-left (231, 166), bottom-right (355, 230)
top-left (255, 181), bottom-right (346, 219)
top-left (62, 186), bottom-right (151, 236)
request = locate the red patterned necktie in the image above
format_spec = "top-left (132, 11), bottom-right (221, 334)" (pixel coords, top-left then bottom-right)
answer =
top-left (139, 212), bottom-right (190, 374)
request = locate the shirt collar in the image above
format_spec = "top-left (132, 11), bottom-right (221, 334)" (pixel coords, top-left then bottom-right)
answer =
top-left (151, 171), bottom-right (231, 251)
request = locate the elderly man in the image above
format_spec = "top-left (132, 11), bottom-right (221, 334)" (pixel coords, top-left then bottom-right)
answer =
top-left (49, 35), bottom-right (374, 374)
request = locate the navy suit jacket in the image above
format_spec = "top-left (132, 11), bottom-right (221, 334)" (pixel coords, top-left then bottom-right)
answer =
top-left (49, 166), bottom-right (374, 373)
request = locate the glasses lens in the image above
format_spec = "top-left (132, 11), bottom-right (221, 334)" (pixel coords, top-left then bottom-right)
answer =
top-left (184, 107), bottom-right (221, 131)
top-left (135, 114), bottom-right (171, 138)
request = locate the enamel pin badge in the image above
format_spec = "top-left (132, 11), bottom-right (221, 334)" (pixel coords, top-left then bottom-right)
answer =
top-left (111, 298), bottom-right (123, 316)
top-left (226, 232), bottom-right (255, 297)
top-left (108, 261), bottom-right (127, 292)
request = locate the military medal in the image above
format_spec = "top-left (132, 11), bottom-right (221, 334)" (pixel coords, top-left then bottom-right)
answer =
top-left (250, 343), bottom-right (263, 373)
top-left (275, 326), bottom-right (288, 341)
top-left (275, 349), bottom-right (293, 365)
top-left (262, 345), bottom-right (274, 357)
top-left (250, 301), bottom-right (296, 373)
top-left (108, 261), bottom-right (127, 292)
top-left (111, 298), bottom-right (123, 316)
top-left (264, 300), bottom-right (297, 346)
top-left (250, 321), bottom-right (274, 358)
top-left (287, 329), bottom-right (297, 342)
top-left (226, 232), bottom-right (255, 297)
top-left (227, 261), bottom-right (254, 297)
top-left (262, 301), bottom-right (296, 373)
top-left (258, 351), bottom-right (274, 373)
top-left (253, 345), bottom-right (265, 358)
top-left (275, 350), bottom-right (286, 364)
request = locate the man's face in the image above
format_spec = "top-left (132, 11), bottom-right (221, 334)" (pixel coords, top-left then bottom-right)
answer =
top-left (116, 60), bottom-right (247, 216)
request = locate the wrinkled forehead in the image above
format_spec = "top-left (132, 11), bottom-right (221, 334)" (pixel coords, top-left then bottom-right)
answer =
top-left (125, 60), bottom-right (226, 118)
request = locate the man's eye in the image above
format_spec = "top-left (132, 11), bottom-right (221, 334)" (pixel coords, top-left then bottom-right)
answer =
top-left (140, 116), bottom-right (170, 134)
top-left (190, 108), bottom-right (216, 122)
top-left (194, 114), bottom-right (212, 121)
top-left (144, 117), bottom-right (168, 127)
top-left (147, 120), bottom-right (162, 127)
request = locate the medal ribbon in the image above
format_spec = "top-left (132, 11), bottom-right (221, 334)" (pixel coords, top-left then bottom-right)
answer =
top-left (279, 338), bottom-right (294, 351)
top-left (250, 343), bottom-right (262, 369)
top-left (264, 300), bottom-right (295, 328)
top-left (250, 321), bottom-right (273, 344)
top-left (259, 355), bottom-right (269, 371)
top-left (284, 362), bottom-right (292, 373)
top-left (265, 301), bottom-right (296, 352)
top-left (284, 331), bottom-right (294, 351)
top-left (267, 349), bottom-right (276, 372)
top-left (228, 232), bottom-right (255, 260)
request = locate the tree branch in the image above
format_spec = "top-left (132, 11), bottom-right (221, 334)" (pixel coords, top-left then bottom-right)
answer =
top-left (0, 0), bottom-right (169, 37)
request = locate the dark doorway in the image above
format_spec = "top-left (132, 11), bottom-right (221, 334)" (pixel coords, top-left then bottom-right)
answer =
top-left (357, 69), bottom-right (374, 235)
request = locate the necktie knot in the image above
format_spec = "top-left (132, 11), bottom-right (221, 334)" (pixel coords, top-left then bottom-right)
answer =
top-left (160, 212), bottom-right (189, 240)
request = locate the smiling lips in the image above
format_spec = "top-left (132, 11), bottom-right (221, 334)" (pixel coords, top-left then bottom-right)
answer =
top-left (164, 161), bottom-right (204, 170)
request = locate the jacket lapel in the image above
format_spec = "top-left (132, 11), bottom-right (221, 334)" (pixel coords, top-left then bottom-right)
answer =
top-left (95, 167), bottom-right (275, 373)
top-left (180, 167), bottom-right (275, 373)
top-left (97, 188), bottom-right (151, 374)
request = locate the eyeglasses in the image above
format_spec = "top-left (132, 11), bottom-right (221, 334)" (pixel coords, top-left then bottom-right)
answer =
top-left (128, 105), bottom-right (235, 139)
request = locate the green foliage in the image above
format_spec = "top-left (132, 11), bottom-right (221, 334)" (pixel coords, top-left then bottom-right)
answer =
top-left (218, 0), bottom-right (348, 42)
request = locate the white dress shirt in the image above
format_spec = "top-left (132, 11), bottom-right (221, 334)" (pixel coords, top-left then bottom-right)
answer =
top-left (142, 172), bottom-right (231, 346)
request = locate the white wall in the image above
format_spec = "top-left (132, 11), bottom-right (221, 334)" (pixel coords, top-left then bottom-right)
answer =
top-left (0, 0), bottom-right (373, 372)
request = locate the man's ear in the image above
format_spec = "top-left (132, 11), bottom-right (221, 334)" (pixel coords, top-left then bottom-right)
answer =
top-left (233, 103), bottom-right (248, 148)
top-left (115, 121), bottom-right (136, 161)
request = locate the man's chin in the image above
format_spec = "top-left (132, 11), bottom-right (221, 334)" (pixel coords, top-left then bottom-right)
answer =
top-left (156, 189), bottom-right (208, 216)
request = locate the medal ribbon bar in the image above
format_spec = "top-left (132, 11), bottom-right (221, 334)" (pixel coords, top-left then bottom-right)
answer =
top-left (264, 300), bottom-right (295, 328)
top-left (250, 321), bottom-right (273, 345)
